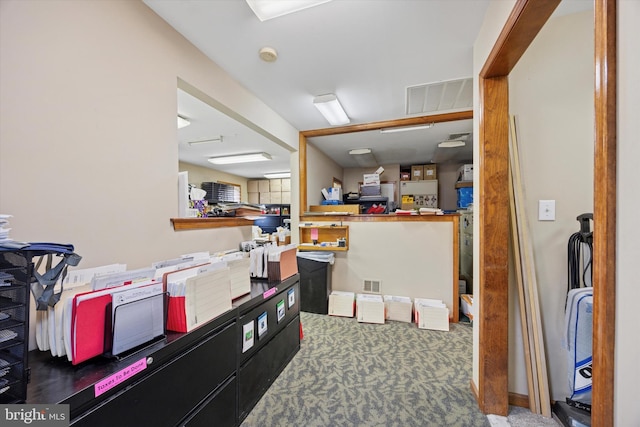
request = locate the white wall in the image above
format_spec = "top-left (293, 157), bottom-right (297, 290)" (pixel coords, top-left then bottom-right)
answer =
top-left (323, 221), bottom-right (455, 311)
top-left (509, 11), bottom-right (594, 401)
top-left (0, 0), bottom-right (298, 270)
top-left (179, 161), bottom-right (249, 202)
top-left (616, 2), bottom-right (640, 425)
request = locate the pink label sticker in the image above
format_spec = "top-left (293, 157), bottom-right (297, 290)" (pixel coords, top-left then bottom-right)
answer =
top-left (263, 287), bottom-right (277, 299)
top-left (94, 358), bottom-right (148, 397)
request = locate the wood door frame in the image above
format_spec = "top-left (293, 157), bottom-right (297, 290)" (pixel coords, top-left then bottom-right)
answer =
top-left (475, 0), bottom-right (616, 424)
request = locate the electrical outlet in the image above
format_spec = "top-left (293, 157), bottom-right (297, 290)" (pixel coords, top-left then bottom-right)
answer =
top-left (538, 200), bottom-right (555, 221)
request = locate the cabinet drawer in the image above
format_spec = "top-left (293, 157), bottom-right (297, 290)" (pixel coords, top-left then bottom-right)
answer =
top-left (72, 321), bottom-right (236, 427)
top-left (181, 376), bottom-right (236, 427)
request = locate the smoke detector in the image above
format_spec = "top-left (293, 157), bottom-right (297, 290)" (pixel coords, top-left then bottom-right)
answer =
top-left (259, 47), bottom-right (278, 62)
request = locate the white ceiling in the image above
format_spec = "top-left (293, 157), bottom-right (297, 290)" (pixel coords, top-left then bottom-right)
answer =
top-left (145, 0), bottom-right (593, 178)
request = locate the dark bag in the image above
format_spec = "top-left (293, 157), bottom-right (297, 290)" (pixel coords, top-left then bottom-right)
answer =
top-left (24, 243), bottom-right (82, 310)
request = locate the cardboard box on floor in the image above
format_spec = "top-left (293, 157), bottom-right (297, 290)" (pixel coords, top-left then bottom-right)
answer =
top-left (356, 294), bottom-right (385, 324)
top-left (328, 291), bottom-right (355, 317)
top-left (383, 295), bottom-right (413, 323)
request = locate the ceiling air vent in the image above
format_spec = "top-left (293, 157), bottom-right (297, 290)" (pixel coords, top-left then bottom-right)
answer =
top-left (406, 77), bottom-right (473, 115)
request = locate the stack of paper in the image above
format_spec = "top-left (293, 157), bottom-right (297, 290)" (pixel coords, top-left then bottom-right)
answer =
top-left (383, 295), bottom-right (413, 323)
top-left (356, 294), bottom-right (385, 324)
top-left (414, 298), bottom-right (449, 331)
top-left (328, 291), bottom-right (355, 317)
top-left (185, 268), bottom-right (232, 330)
top-left (0, 214), bottom-right (28, 249)
top-left (211, 252), bottom-right (250, 299)
top-left (166, 264), bottom-right (233, 333)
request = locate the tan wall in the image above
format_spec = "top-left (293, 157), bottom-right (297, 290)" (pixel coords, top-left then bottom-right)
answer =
top-left (305, 142), bottom-right (344, 207)
top-left (508, 10), bottom-right (594, 401)
top-left (179, 161), bottom-right (249, 202)
top-left (0, 0), bottom-right (299, 350)
top-left (0, 0), bottom-right (298, 270)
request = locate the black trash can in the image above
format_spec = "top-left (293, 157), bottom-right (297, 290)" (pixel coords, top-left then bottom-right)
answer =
top-left (297, 252), bottom-right (334, 314)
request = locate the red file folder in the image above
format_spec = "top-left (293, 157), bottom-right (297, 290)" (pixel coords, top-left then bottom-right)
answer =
top-left (71, 292), bottom-right (112, 365)
top-left (166, 295), bottom-right (187, 333)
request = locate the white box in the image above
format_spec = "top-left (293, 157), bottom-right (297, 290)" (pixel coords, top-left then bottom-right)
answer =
top-left (281, 178), bottom-right (291, 191)
top-left (248, 192), bottom-right (259, 204)
top-left (356, 294), bottom-right (385, 324)
top-left (458, 164), bottom-right (473, 182)
top-left (383, 295), bottom-right (412, 323)
top-left (414, 298), bottom-right (449, 331)
top-left (363, 173), bottom-right (380, 185)
top-left (327, 187), bottom-right (342, 201)
top-left (328, 291), bottom-right (355, 317)
top-left (259, 192), bottom-right (271, 204)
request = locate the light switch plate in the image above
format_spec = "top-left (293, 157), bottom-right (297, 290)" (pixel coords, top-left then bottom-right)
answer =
top-left (538, 200), bottom-right (555, 221)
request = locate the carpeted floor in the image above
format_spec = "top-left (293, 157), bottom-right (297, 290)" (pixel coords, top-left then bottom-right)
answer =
top-left (241, 312), bottom-right (491, 427)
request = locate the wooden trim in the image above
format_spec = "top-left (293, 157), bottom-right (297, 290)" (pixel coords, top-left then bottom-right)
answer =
top-left (477, 76), bottom-right (510, 416)
top-left (299, 213), bottom-right (459, 223)
top-left (481, 0), bottom-right (561, 78)
top-left (592, 0), bottom-right (616, 425)
top-left (170, 217), bottom-right (254, 230)
top-left (299, 133), bottom-right (308, 221)
top-left (300, 110), bottom-right (472, 138)
top-left (451, 214), bottom-right (460, 322)
top-left (509, 392), bottom-right (532, 409)
top-left (477, 0), bottom-right (617, 423)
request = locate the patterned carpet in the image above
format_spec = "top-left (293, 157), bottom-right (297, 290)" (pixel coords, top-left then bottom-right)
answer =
top-left (241, 311), bottom-right (490, 427)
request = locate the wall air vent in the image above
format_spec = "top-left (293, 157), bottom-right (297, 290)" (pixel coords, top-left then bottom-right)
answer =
top-left (406, 77), bottom-right (473, 115)
top-left (363, 279), bottom-right (381, 294)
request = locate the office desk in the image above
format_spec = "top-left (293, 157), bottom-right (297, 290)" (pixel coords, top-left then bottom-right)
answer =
top-left (27, 275), bottom-right (301, 427)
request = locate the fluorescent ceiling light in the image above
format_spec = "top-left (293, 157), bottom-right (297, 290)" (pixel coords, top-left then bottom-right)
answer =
top-left (313, 94), bottom-right (350, 126)
top-left (208, 152), bottom-right (272, 165)
top-left (438, 140), bottom-right (466, 148)
top-left (264, 172), bottom-right (291, 179)
top-left (177, 115), bottom-right (190, 129)
top-left (246, 0), bottom-right (332, 22)
top-left (349, 148), bottom-right (372, 155)
top-left (188, 136), bottom-right (224, 146)
top-left (380, 124), bottom-right (433, 134)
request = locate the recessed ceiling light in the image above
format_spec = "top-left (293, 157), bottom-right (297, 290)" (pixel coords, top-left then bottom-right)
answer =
top-left (380, 124), bottom-right (433, 134)
top-left (349, 148), bottom-right (372, 155)
top-left (264, 172), bottom-right (291, 179)
top-left (313, 94), bottom-right (350, 126)
top-left (208, 152), bottom-right (272, 165)
top-left (438, 140), bottom-right (466, 148)
top-left (246, 0), bottom-right (332, 21)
